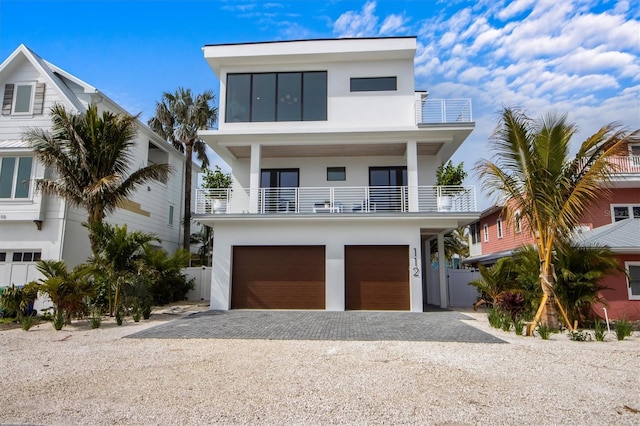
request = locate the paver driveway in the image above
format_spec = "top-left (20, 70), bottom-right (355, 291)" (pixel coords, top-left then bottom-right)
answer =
top-left (126, 310), bottom-right (505, 343)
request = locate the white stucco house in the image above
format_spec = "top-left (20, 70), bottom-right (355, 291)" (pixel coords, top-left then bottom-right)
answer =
top-left (197, 37), bottom-right (479, 312)
top-left (0, 45), bottom-right (189, 301)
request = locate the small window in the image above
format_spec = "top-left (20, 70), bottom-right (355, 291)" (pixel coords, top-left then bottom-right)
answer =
top-left (350, 77), bottom-right (397, 92)
top-left (10, 251), bottom-right (41, 262)
top-left (327, 167), bottom-right (346, 181)
top-left (515, 212), bottom-right (522, 233)
top-left (0, 252), bottom-right (6, 262)
top-left (630, 144), bottom-right (640, 157)
top-left (169, 205), bottom-right (174, 226)
top-left (627, 262), bottom-right (640, 300)
top-left (483, 224), bottom-right (489, 242)
top-left (612, 205), bottom-right (640, 222)
top-left (497, 218), bottom-right (503, 239)
top-left (13, 83), bottom-right (34, 114)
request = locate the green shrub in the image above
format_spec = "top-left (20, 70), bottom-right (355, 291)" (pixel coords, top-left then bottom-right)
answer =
top-left (53, 311), bottom-right (64, 331)
top-left (487, 308), bottom-right (502, 328)
top-left (500, 314), bottom-right (512, 332)
top-left (536, 324), bottom-right (551, 340)
top-left (568, 329), bottom-right (591, 341)
top-left (115, 309), bottom-right (124, 326)
top-left (514, 319), bottom-right (525, 336)
top-left (614, 319), bottom-right (633, 341)
top-left (593, 320), bottom-right (606, 342)
top-left (20, 314), bottom-right (35, 331)
top-left (0, 284), bottom-right (37, 319)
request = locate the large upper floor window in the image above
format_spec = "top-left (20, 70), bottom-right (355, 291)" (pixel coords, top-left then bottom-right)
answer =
top-left (0, 156), bottom-right (33, 199)
top-left (225, 71), bottom-right (327, 123)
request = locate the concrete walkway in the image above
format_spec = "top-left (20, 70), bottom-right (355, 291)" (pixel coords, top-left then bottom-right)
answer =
top-left (126, 310), bottom-right (505, 343)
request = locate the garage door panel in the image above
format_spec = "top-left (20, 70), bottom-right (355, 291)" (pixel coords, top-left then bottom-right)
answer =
top-left (345, 245), bottom-right (409, 311)
top-left (232, 246), bottom-right (325, 309)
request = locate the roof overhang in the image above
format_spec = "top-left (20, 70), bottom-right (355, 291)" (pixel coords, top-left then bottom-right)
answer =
top-left (199, 125), bottom-right (474, 163)
top-left (203, 37), bottom-right (417, 77)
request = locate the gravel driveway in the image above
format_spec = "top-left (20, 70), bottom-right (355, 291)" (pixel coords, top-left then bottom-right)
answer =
top-left (1, 306), bottom-right (638, 425)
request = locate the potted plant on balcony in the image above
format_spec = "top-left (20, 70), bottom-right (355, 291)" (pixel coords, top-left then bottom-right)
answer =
top-left (202, 165), bottom-right (232, 214)
top-left (436, 161), bottom-right (467, 212)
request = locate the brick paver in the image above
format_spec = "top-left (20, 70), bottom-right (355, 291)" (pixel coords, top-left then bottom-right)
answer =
top-left (126, 310), bottom-right (505, 343)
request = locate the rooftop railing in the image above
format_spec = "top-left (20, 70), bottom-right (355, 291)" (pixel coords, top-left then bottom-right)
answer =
top-left (415, 98), bottom-right (473, 124)
top-left (195, 186), bottom-right (476, 215)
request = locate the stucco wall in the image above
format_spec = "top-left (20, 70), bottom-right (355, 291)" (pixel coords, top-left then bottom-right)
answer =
top-left (209, 219), bottom-right (424, 312)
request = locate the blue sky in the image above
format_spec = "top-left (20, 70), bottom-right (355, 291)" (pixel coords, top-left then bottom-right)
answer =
top-left (1, 0), bottom-right (639, 208)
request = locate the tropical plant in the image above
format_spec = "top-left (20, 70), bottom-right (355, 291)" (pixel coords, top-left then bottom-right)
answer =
top-left (593, 319), bottom-right (606, 342)
top-left (202, 165), bottom-right (232, 192)
top-left (429, 226), bottom-right (469, 265)
top-left (142, 246), bottom-right (193, 305)
top-left (26, 260), bottom-right (93, 327)
top-left (23, 104), bottom-right (171, 256)
top-left (553, 243), bottom-right (622, 326)
top-left (88, 222), bottom-right (158, 316)
top-left (148, 88), bottom-right (218, 249)
top-left (476, 107), bottom-right (638, 329)
top-left (614, 318), bottom-right (633, 341)
top-left (536, 324), bottom-right (551, 340)
top-left (0, 284), bottom-right (37, 320)
top-left (436, 160), bottom-right (467, 186)
top-left (469, 257), bottom-right (519, 308)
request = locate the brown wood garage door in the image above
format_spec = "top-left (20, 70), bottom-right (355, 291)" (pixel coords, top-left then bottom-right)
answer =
top-left (345, 245), bottom-right (410, 310)
top-left (231, 246), bottom-right (325, 309)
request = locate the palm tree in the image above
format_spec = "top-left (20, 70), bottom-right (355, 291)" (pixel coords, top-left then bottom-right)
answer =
top-left (27, 260), bottom-right (93, 327)
top-left (23, 104), bottom-right (172, 255)
top-left (430, 227), bottom-right (469, 265)
top-left (88, 222), bottom-right (158, 316)
top-left (190, 225), bottom-right (213, 267)
top-left (476, 107), bottom-right (638, 329)
top-left (148, 88), bottom-right (218, 249)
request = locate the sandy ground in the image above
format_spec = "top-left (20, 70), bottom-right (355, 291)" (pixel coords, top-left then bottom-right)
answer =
top-left (1, 305), bottom-right (639, 425)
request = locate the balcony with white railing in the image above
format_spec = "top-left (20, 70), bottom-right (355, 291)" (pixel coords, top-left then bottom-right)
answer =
top-left (609, 155), bottom-right (640, 174)
top-left (195, 186), bottom-right (477, 216)
top-left (415, 99), bottom-right (473, 125)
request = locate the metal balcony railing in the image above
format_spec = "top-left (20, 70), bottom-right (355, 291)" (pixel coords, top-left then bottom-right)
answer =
top-left (415, 99), bottom-right (473, 124)
top-left (195, 186), bottom-right (477, 215)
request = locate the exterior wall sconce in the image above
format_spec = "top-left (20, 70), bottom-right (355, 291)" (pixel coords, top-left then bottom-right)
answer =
top-left (33, 220), bottom-right (43, 230)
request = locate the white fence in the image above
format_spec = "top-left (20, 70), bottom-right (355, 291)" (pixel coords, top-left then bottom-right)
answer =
top-left (426, 266), bottom-right (480, 308)
top-left (184, 267), bottom-right (211, 302)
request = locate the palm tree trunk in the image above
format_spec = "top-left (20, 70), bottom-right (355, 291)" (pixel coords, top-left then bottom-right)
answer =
top-left (183, 140), bottom-right (193, 250)
top-left (539, 269), bottom-right (560, 329)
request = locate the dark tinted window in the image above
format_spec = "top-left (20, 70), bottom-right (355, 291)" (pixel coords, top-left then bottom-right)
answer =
top-left (303, 72), bottom-right (327, 121)
top-left (0, 252), bottom-right (6, 262)
top-left (327, 167), bottom-right (346, 181)
top-left (350, 77), bottom-right (397, 92)
top-left (226, 74), bottom-right (251, 122)
top-left (251, 73), bottom-right (276, 122)
top-left (277, 73), bottom-right (302, 121)
top-left (226, 72), bottom-right (327, 122)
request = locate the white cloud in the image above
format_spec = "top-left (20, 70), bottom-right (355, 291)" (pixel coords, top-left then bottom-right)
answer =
top-left (496, 0), bottom-right (536, 20)
top-left (333, 1), bottom-right (378, 37)
top-left (380, 14), bottom-right (408, 35)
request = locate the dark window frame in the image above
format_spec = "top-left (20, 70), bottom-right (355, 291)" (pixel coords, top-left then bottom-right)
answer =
top-left (225, 71), bottom-right (327, 123)
top-left (350, 76), bottom-right (397, 92)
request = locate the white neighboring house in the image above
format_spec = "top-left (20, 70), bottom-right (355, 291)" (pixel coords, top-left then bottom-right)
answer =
top-left (197, 37), bottom-right (479, 312)
top-left (0, 44), bottom-right (191, 308)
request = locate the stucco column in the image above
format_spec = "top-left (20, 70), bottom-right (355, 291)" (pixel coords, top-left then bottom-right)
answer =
top-left (438, 232), bottom-right (448, 308)
top-left (325, 242), bottom-right (345, 311)
top-left (249, 143), bottom-right (261, 213)
top-left (406, 140), bottom-right (419, 212)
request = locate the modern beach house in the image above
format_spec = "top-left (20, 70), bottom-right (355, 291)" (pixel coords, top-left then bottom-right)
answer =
top-left (196, 37), bottom-right (478, 311)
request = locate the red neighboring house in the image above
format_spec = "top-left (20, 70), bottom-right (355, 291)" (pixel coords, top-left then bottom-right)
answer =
top-left (466, 146), bottom-right (640, 320)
